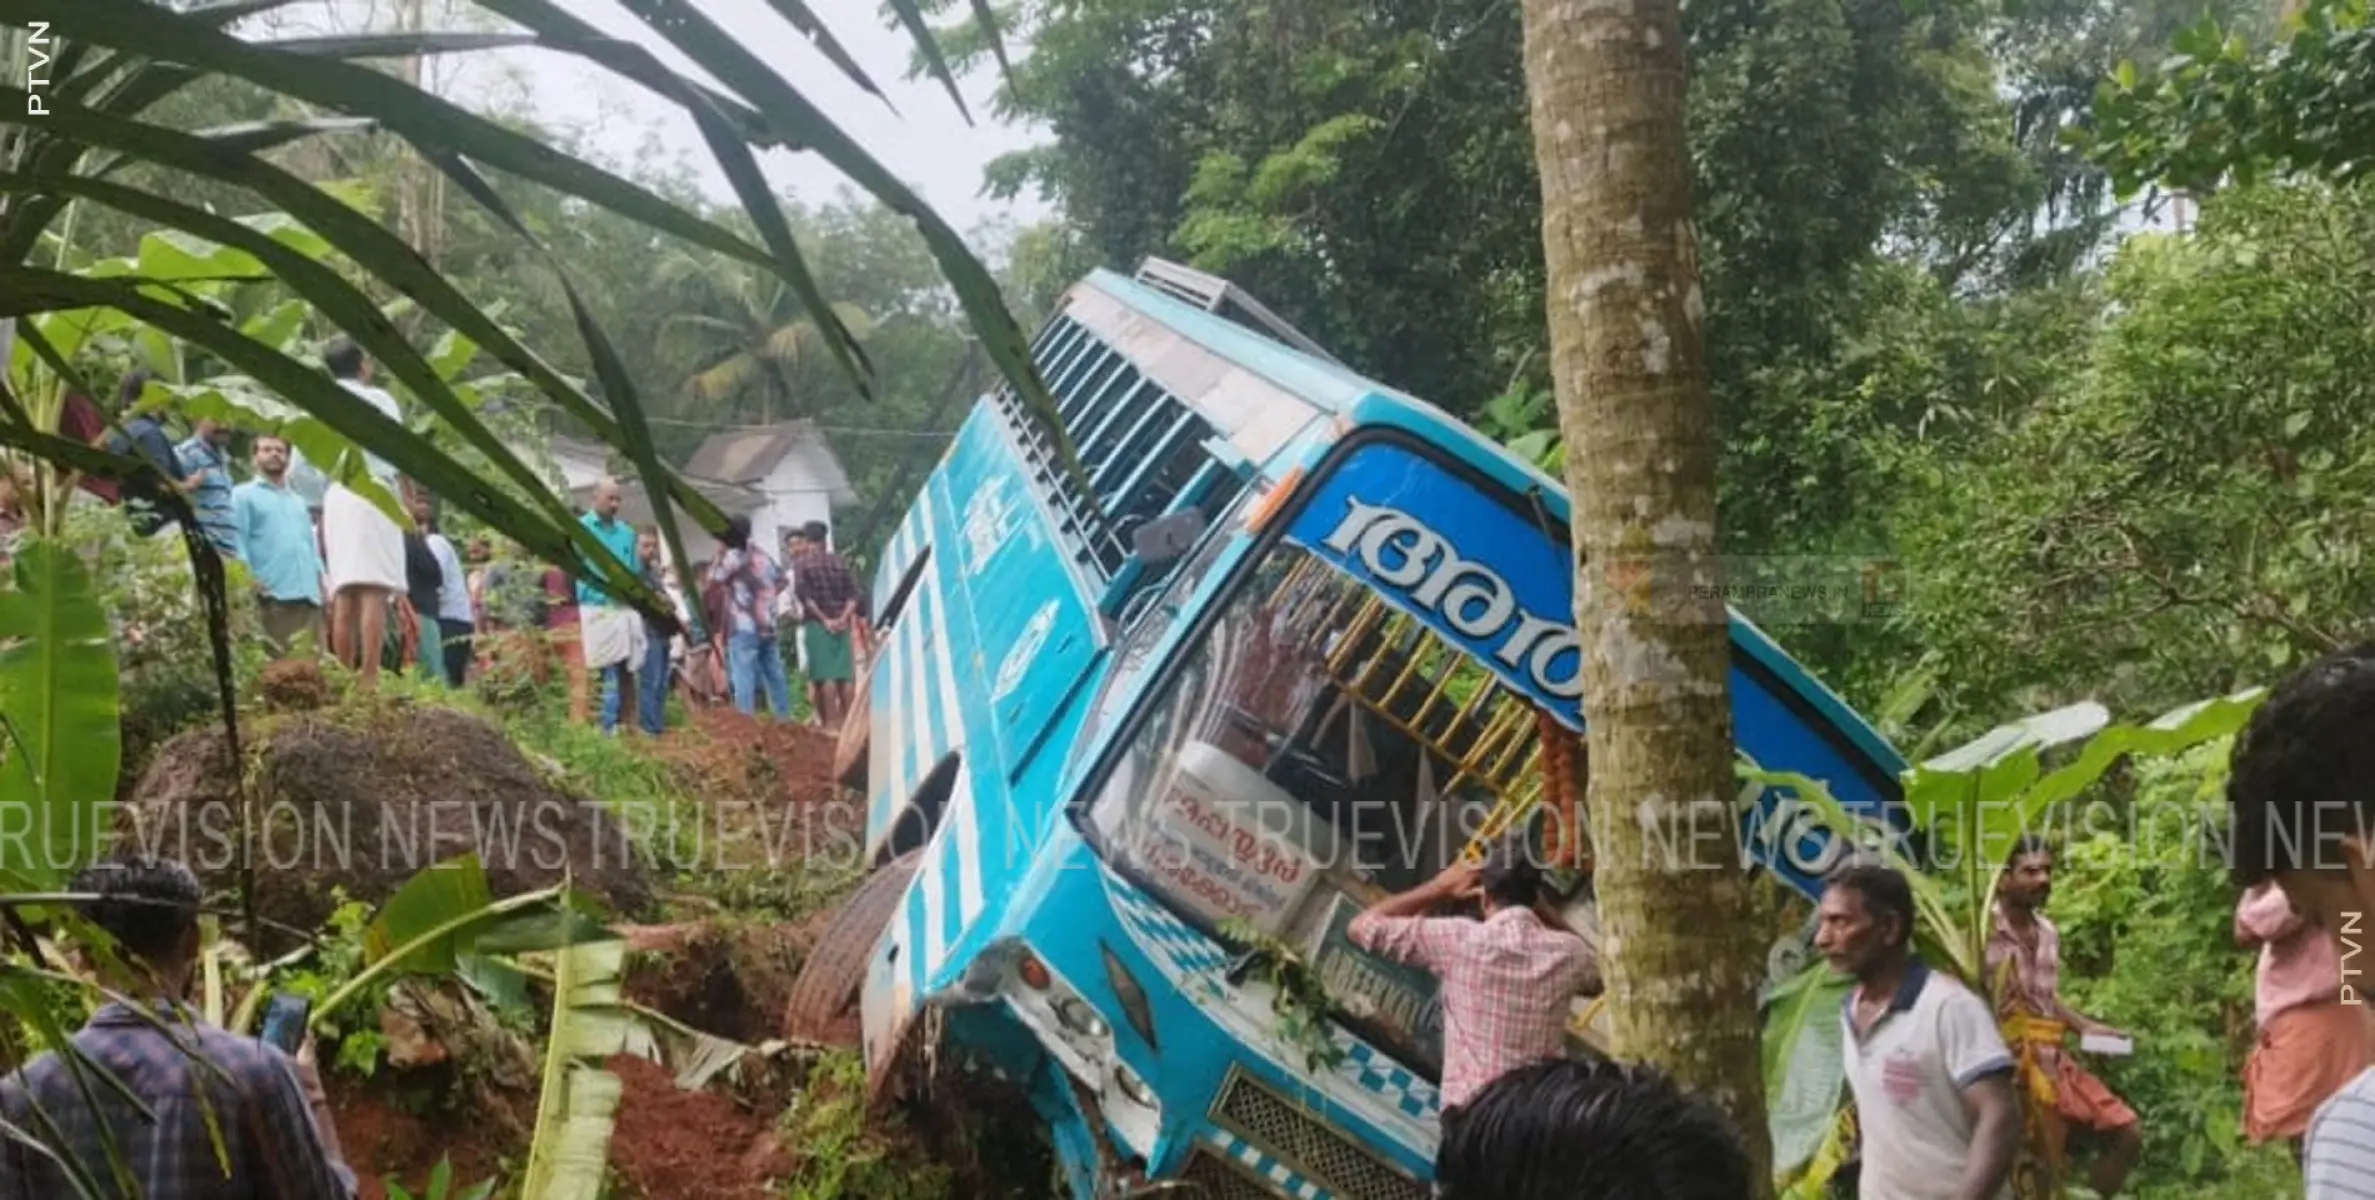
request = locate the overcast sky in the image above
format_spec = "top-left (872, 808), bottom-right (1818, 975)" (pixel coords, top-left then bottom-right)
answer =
top-left (283, 0), bottom-right (1052, 239)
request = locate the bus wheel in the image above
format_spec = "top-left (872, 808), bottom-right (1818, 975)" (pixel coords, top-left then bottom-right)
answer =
top-left (832, 653), bottom-right (875, 790)
top-left (784, 848), bottom-right (922, 1043)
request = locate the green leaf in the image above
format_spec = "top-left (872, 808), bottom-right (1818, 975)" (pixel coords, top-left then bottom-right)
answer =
top-left (363, 854), bottom-right (495, 975)
top-left (312, 880), bottom-right (570, 1029)
top-left (580, 0), bottom-right (1084, 491)
top-left (520, 935), bottom-right (633, 1200)
top-left (0, 129), bottom-right (720, 534)
top-left (754, 0), bottom-right (895, 110)
top-left (881, 0), bottom-right (974, 123)
top-left (0, 540), bottom-right (121, 892)
top-left (1762, 961), bottom-right (1852, 1177)
top-left (0, 262), bottom-right (659, 613)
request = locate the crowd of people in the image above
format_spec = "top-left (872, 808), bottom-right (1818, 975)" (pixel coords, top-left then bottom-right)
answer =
top-left (0, 338), bottom-right (873, 741)
top-left (1368, 643), bottom-right (2375, 1199)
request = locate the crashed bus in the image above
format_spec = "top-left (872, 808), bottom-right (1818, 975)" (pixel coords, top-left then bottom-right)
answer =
top-left (787, 258), bottom-right (1903, 1197)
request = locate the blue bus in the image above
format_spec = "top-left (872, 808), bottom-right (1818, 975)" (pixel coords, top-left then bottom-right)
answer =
top-left (791, 259), bottom-right (1905, 1197)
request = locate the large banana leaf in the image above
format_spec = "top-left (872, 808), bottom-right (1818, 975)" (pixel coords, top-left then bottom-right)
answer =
top-left (520, 934), bottom-right (634, 1200)
top-left (0, 540), bottom-right (119, 893)
top-left (312, 856), bottom-right (613, 1028)
top-left (1762, 960), bottom-right (1853, 1182)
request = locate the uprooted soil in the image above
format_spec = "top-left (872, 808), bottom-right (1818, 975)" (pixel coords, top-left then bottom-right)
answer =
top-left (620, 920), bottom-right (816, 1045)
top-left (605, 1052), bottom-right (793, 1200)
top-left (653, 707), bottom-right (854, 824)
top-left (121, 703), bottom-right (653, 953)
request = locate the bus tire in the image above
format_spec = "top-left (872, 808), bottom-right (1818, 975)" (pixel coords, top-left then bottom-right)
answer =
top-left (784, 848), bottom-right (923, 1043)
top-left (833, 653), bottom-right (875, 790)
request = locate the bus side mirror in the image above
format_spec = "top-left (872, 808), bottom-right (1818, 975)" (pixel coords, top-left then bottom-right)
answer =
top-left (1130, 506), bottom-right (1206, 566)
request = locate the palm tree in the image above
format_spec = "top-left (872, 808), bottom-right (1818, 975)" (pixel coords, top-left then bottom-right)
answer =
top-left (661, 272), bottom-right (875, 423)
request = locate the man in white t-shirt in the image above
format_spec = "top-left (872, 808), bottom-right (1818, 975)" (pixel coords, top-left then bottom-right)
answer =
top-left (1819, 863), bottom-right (2020, 1200)
top-left (2226, 644), bottom-right (2375, 1198)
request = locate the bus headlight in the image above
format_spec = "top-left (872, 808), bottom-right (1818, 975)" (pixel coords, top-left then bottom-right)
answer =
top-left (1055, 996), bottom-right (1110, 1040)
top-left (1113, 1063), bottom-right (1158, 1109)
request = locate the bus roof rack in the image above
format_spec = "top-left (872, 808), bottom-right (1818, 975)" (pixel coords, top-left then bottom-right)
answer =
top-left (1131, 257), bottom-right (1345, 368)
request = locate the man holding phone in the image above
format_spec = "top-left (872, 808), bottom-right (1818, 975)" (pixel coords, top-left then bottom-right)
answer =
top-left (0, 856), bottom-right (355, 1198)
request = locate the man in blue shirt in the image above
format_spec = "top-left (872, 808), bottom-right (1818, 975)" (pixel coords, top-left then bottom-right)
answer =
top-left (577, 478), bottom-right (644, 734)
top-left (232, 434), bottom-right (327, 658)
top-left (175, 417), bottom-right (239, 561)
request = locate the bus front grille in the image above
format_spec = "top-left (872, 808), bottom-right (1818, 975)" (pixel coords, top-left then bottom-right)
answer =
top-left (1179, 1148), bottom-right (1286, 1199)
top-left (1207, 1069), bottom-right (1429, 1200)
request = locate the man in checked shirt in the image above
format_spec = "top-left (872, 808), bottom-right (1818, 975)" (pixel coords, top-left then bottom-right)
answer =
top-left (1348, 837), bottom-right (1599, 1156)
top-left (0, 857), bottom-right (354, 1199)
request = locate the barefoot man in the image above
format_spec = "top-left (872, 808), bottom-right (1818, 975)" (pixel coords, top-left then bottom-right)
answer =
top-left (1989, 835), bottom-right (2143, 1196)
top-left (320, 336), bottom-right (407, 688)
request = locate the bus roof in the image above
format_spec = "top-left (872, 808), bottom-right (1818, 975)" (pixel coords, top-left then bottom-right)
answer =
top-left (1072, 263), bottom-right (1907, 783)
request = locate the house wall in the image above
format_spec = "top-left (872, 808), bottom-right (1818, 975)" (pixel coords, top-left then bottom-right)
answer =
top-left (751, 454), bottom-right (836, 555)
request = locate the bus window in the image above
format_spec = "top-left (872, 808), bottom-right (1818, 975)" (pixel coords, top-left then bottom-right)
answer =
top-left (1084, 480), bottom-right (1581, 1076)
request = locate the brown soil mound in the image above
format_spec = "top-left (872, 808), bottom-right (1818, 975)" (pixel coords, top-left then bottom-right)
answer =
top-left (257, 658), bottom-right (332, 712)
top-left (606, 1052), bottom-right (790, 1200)
top-left (121, 703), bottom-right (652, 952)
top-left (661, 709), bottom-right (848, 812)
top-left (327, 1070), bottom-right (520, 1200)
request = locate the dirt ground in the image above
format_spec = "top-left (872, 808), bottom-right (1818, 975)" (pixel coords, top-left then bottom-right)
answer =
top-left (123, 703), bottom-right (654, 952)
top-left (281, 696), bottom-right (935, 1198)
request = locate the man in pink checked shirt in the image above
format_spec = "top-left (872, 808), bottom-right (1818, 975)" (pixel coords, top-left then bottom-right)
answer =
top-left (2237, 879), bottom-right (2375, 1160)
top-left (1347, 838), bottom-right (1599, 1152)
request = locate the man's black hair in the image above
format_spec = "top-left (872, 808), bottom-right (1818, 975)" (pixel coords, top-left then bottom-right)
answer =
top-left (720, 515), bottom-right (753, 552)
top-left (322, 335), bottom-right (366, 380)
top-left (802, 519), bottom-right (829, 543)
top-left (1479, 837), bottom-right (1543, 909)
top-left (2229, 642), bottom-right (2375, 886)
top-left (70, 857), bottom-right (202, 965)
top-left (1826, 862), bottom-right (1914, 949)
top-left (2005, 832), bottom-right (2050, 868)
top-left (1437, 1057), bottom-right (1753, 1200)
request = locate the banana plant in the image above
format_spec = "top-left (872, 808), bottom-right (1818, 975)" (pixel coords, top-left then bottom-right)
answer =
top-left (1745, 686), bottom-right (2269, 1191)
top-left (0, 539), bottom-right (119, 894)
top-left (518, 930), bottom-right (634, 1200)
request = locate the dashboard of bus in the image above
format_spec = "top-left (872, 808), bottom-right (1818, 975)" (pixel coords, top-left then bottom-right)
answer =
top-left (1081, 433), bottom-right (1593, 1080)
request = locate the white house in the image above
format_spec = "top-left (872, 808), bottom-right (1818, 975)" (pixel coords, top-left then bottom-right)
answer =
top-left (548, 434), bottom-right (612, 497)
top-left (679, 420), bottom-right (859, 552)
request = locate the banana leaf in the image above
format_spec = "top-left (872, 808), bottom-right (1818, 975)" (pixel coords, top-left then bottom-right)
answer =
top-left (1763, 960), bottom-right (1853, 1181)
top-left (0, 540), bottom-right (119, 893)
top-left (520, 935), bottom-right (634, 1200)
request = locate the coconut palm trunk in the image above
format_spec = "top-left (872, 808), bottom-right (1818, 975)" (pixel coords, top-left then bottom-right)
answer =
top-left (1521, 0), bottom-right (1774, 1186)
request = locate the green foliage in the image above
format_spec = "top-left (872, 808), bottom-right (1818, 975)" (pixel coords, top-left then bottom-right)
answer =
top-left (1879, 182), bottom-right (2375, 726)
top-left (268, 893), bottom-right (391, 1079)
top-left (780, 1050), bottom-right (954, 1200)
top-left (384, 1155), bottom-right (497, 1200)
top-left (2088, 0), bottom-right (2375, 194)
top-left (0, 537), bottom-right (120, 891)
top-left (1215, 916), bottom-right (1345, 1072)
top-left (2051, 743), bottom-right (2302, 1195)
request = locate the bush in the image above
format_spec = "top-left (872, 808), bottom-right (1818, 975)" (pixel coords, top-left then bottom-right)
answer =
top-left (57, 500), bottom-right (267, 783)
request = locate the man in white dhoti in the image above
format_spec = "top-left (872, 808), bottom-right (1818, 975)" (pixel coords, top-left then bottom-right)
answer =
top-left (575, 478), bottom-right (645, 734)
top-left (320, 336), bottom-right (408, 689)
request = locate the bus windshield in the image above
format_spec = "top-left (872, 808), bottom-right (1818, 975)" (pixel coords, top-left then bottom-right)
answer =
top-left (1086, 435), bottom-right (1588, 1079)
